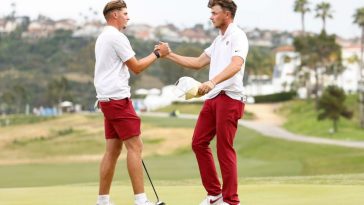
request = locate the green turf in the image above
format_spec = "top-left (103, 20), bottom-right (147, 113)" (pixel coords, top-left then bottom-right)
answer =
top-left (156, 103), bottom-right (204, 114)
top-left (2, 124), bottom-right (364, 188)
top-left (1, 183), bottom-right (364, 205)
top-left (1, 114), bottom-right (364, 205)
top-left (0, 115), bottom-right (55, 127)
top-left (0, 129), bottom-right (105, 159)
top-left (156, 103), bottom-right (254, 119)
top-left (279, 96), bottom-right (364, 140)
top-left (142, 115), bottom-right (197, 128)
top-left (236, 129), bottom-right (364, 175)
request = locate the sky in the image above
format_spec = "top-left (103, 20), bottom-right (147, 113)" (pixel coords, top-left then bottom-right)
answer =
top-left (0, 0), bottom-right (363, 39)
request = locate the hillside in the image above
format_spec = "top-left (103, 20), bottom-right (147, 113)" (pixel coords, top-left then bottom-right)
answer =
top-left (0, 28), bottom-right (274, 114)
top-left (278, 95), bottom-right (364, 140)
top-left (1, 114), bottom-right (364, 178)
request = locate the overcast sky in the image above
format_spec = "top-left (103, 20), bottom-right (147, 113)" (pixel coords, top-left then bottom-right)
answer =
top-left (1, 0), bottom-right (363, 38)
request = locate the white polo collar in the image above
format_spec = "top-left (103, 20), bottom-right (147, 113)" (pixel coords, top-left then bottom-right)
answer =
top-left (219, 23), bottom-right (236, 39)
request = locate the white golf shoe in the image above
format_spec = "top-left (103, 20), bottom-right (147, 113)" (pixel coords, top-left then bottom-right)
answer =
top-left (199, 193), bottom-right (223, 205)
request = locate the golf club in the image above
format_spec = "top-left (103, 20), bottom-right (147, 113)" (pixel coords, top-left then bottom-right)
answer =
top-left (142, 160), bottom-right (166, 205)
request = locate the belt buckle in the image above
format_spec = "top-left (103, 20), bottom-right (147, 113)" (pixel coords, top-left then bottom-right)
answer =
top-left (98, 98), bottom-right (111, 102)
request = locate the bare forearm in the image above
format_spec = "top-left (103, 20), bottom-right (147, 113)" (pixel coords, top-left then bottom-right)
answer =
top-left (211, 57), bottom-right (244, 84)
top-left (197, 64), bottom-right (240, 96)
top-left (127, 43), bottom-right (170, 75)
top-left (132, 53), bottom-right (157, 74)
top-left (198, 63), bottom-right (241, 96)
top-left (212, 64), bottom-right (241, 84)
top-left (166, 52), bottom-right (203, 70)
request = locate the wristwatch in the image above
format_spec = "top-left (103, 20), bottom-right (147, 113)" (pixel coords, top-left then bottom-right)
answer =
top-left (153, 50), bottom-right (160, 58)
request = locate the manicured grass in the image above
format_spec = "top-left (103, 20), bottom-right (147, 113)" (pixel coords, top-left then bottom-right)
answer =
top-left (0, 162), bottom-right (101, 188)
top-left (278, 96), bottom-right (364, 140)
top-left (2, 123), bottom-right (364, 188)
top-left (156, 103), bottom-right (204, 114)
top-left (1, 183), bottom-right (364, 205)
top-left (0, 115), bottom-right (55, 127)
top-left (234, 127), bottom-right (364, 176)
top-left (0, 153), bottom-right (198, 188)
top-left (1, 114), bottom-right (364, 204)
top-left (4, 129), bottom-right (104, 157)
top-left (156, 103), bottom-right (254, 119)
top-left (0, 115), bottom-right (196, 160)
top-left (1, 112), bottom-right (364, 205)
top-left (142, 115), bottom-right (196, 128)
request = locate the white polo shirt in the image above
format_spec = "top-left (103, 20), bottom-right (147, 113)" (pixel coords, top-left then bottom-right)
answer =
top-left (94, 26), bottom-right (135, 99)
top-left (204, 23), bottom-right (249, 100)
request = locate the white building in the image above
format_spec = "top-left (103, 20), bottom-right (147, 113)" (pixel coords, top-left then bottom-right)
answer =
top-left (272, 46), bottom-right (301, 92)
top-left (124, 24), bottom-right (155, 41)
top-left (245, 45), bottom-right (301, 96)
top-left (22, 19), bottom-right (55, 38)
top-left (0, 17), bottom-right (29, 34)
top-left (334, 45), bottom-right (362, 93)
top-left (55, 19), bottom-right (77, 31)
top-left (155, 24), bottom-right (182, 43)
top-left (73, 21), bottom-right (103, 38)
top-left (245, 44), bottom-right (363, 98)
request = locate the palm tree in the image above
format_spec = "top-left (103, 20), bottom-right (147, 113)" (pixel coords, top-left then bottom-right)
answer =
top-left (10, 2), bottom-right (16, 18)
top-left (315, 2), bottom-right (333, 34)
top-left (353, 7), bottom-right (364, 128)
top-left (354, 7), bottom-right (364, 77)
top-left (294, 0), bottom-right (310, 36)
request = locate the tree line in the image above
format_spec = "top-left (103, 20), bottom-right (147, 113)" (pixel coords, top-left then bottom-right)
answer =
top-left (0, 25), bottom-right (275, 114)
top-left (293, 0), bottom-right (364, 130)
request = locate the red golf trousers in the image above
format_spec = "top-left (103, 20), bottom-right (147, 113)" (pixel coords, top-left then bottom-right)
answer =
top-left (192, 92), bottom-right (244, 205)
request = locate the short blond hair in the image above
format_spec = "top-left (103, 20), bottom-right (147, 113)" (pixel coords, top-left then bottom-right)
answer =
top-left (103, 0), bottom-right (127, 18)
top-left (208, 0), bottom-right (237, 18)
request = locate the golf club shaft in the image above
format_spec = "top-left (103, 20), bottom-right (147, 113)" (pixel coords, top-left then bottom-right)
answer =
top-left (142, 159), bottom-right (160, 202)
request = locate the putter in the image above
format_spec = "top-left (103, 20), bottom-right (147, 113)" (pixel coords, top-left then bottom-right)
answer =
top-left (142, 160), bottom-right (166, 205)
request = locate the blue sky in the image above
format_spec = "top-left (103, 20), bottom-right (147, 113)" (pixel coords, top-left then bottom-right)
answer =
top-left (1, 0), bottom-right (363, 38)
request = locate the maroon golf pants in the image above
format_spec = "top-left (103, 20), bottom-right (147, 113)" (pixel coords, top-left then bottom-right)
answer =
top-left (192, 92), bottom-right (244, 205)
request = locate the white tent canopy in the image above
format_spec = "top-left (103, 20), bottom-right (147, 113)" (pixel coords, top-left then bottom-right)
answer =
top-left (59, 101), bottom-right (73, 107)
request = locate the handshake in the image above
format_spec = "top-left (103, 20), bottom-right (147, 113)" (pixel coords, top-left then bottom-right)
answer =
top-left (153, 42), bottom-right (171, 58)
top-left (152, 41), bottom-right (216, 96)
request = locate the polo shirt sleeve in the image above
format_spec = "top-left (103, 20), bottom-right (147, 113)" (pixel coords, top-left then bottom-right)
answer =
top-left (204, 44), bottom-right (212, 57)
top-left (231, 32), bottom-right (249, 61)
top-left (113, 34), bottom-right (136, 62)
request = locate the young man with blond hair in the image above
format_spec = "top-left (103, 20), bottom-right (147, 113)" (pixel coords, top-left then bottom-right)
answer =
top-left (94, 1), bottom-right (169, 205)
top-left (158, 0), bottom-right (248, 204)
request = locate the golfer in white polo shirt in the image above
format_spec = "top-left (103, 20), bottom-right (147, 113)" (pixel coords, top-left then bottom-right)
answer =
top-left (158, 0), bottom-right (248, 204)
top-left (94, 1), bottom-right (169, 205)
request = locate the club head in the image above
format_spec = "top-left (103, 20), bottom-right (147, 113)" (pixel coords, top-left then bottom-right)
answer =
top-left (156, 202), bottom-right (165, 205)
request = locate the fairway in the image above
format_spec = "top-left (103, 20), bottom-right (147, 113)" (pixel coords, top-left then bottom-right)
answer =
top-left (1, 183), bottom-right (364, 205)
top-left (279, 98), bottom-right (364, 141)
top-left (1, 114), bottom-right (364, 204)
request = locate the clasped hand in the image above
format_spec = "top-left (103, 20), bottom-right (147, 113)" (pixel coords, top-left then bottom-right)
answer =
top-left (154, 42), bottom-right (171, 57)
